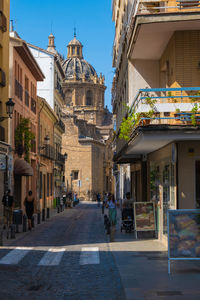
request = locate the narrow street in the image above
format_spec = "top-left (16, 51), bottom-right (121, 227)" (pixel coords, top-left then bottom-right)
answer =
top-left (0, 203), bottom-right (125, 300)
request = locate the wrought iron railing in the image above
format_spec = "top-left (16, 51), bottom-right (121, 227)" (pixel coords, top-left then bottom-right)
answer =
top-left (25, 90), bottom-right (29, 107)
top-left (15, 79), bottom-right (23, 101)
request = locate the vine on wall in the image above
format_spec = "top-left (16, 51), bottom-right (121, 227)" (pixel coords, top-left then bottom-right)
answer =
top-left (15, 118), bottom-right (35, 162)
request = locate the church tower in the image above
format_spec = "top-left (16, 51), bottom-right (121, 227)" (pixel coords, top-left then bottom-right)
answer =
top-left (62, 34), bottom-right (106, 126)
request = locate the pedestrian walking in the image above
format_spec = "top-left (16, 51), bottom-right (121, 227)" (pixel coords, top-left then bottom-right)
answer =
top-left (2, 189), bottom-right (14, 229)
top-left (97, 192), bottom-right (101, 207)
top-left (106, 193), bottom-right (118, 242)
top-left (24, 190), bottom-right (35, 231)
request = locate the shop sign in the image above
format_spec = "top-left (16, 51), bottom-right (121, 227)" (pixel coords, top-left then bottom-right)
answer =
top-left (134, 202), bottom-right (155, 239)
top-left (167, 209), bottom-right (200, 274)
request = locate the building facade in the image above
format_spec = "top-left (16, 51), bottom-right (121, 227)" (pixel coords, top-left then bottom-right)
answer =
top-left (112, 0), bottom-right (200, 243)
top-left (28, 36), bottom-right (66, 200)
top-left (9, 31), bottom-right (44, 210)
top-left (62, 35), bottom-right (113, 200)
top-left (0, 0), bottom-right (11, 218)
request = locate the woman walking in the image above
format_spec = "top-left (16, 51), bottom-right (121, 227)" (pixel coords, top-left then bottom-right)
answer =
top-left (106, 193), bottom-right (118, 241)
top-left (24, 190), bottom-right (35, 231)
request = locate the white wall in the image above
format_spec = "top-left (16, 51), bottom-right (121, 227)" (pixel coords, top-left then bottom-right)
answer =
top-left (128, 59), bottom-right (159, 106)
top-left (29, 46), bottom-right (55, 109)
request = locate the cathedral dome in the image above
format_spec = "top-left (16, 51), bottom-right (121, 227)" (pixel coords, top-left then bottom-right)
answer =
top-left (62, 58), bottom-right (97, 81)
top-left (62, 34), bottom-right (97, 82)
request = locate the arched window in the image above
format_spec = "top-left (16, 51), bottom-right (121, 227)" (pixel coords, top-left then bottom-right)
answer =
top-left (65, 89), bottom-right (72, 105)
top-left (86, 90), bottom-right (93, 106)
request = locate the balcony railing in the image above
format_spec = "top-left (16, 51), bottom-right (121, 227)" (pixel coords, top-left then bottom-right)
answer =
top-left (15, 79), bottom-right (23, 101)
top-left (55, 152), bottom-right (65, 165)
top-left (126, 87), bottom-right (200, 128)
top-left (138, 0), bottom-right (200, 14)
top-left (40, 144), bottom-right (55, 160)
top-left (25, 90), bottom-right (29, 107)
top-left (0, 11), bottom-right (7, 32)
top-left (57, 119), bottom-right (65, 132)
top-left (31, 97), bottom-right (36, 114)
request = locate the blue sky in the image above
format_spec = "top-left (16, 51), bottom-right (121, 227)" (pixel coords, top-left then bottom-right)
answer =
top-left (10, 0), bottom-right (115, 111)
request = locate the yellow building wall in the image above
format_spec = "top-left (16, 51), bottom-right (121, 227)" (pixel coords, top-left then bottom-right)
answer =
top-left (177, 141), bottom-right (200, 209)
top-left (160, 31), bottom-right (200, 98)
top-left (0, 0), bottom-right (10, 142)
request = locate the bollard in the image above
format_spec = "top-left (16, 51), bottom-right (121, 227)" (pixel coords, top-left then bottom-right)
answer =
top-left (37, 212), bottom-right (40, 224)
top-left (23, 215), bottom-right (27, 232)
top-left (31, 216), bottom-right (35, 228)
top-left (47, 208), bottom-right (50, 219)
top-left (42, 208), bottom-right (45, 221)
top-left (15, 223), bottom-right (19, 233)
top-left (102, 204), bottom-right (104, 215)
top-left (10, 225), bottom-right (16, 239)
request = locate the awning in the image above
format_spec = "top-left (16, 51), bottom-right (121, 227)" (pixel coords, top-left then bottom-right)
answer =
top-left (14, 159), bottom-right (33, 176)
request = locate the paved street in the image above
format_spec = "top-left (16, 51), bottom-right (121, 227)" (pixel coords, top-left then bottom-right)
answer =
top-left (0, 202), bottom-right (125, 300)
top-left (1, 202), bottom-right (200, 300)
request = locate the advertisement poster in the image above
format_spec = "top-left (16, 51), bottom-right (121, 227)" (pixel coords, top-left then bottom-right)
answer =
top-left (168, 210), bottom-right (200, 258)
top-left (134, 202), bottom-right (155, 231)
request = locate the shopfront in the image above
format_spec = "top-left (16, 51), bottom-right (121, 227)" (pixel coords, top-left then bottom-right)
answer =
top-left (149, 143), bottom-right (176, 242)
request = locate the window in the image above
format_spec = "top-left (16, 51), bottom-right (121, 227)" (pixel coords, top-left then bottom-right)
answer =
top-left (65, 90), bottom-right (72, 105)
top-left (86, 90), bottom-right (93, 106)
top-left (77, 47), bottom-right (80, 55)
top-left (72, 170), bottom-right (79, 180)
top-left (72, 46), bottom-right (75, 55)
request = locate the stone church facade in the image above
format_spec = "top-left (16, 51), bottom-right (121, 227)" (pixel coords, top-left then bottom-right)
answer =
top-left (60, 34), bottom-right (113, 200)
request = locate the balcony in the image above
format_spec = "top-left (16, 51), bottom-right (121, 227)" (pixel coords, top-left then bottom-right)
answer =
top-left (0, 11), bottom-right (7, 33)
top-left (115, 87), bottom-right (200, 162)
top-left (40, 144), bottom-right (55, 160)
top-left (127, 87), bottom-right (200, 129)
top-left (138, 0), bottom-right (200, 15)
top-left (31, 97), bottom-right (36, 114)
top-left (55, 152), bottom-right (65, 165)
top-left (127, 1), bottom-right (200, 61)
top-left (25, 90), bottom-right (29, 107)
top-left (56, 119), bottom-right (65, 132)
top-left (15, 80), bottom-right (23, 101)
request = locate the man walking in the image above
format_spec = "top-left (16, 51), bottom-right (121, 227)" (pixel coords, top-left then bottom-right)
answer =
top-left (2, 189), bottom-right (14, 229)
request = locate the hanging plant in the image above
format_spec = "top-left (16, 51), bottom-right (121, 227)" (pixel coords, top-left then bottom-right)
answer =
top-left (15, 118), bottom-right (35, 162)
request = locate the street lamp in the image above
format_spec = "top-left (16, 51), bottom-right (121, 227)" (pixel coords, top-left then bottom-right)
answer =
top-left (0, 98), bottom-right (15, 122)
top-left (64, 152), bottom-right (68, 160)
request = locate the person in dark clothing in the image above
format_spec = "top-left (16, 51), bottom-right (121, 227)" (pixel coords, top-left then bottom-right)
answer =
top-left (2, 189), bottom-right (14, 228)
top-left (24, 190), bottom-right (35, 231)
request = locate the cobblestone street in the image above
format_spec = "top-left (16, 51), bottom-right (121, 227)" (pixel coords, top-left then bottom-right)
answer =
top-left (0, 202), bottom-right (125, 300)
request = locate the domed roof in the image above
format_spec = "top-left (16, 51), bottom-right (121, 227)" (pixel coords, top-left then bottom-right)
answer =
top-left (62, 57), bottom-right (97, 81)
top-left (63, 35), bottom-right (97, 81)
top-left (68, 37), bottom-right (82, 46)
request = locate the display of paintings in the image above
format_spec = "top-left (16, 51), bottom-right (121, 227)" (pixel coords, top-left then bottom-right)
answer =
top-left (168, 210), bottom-right (200, 258)
top-left (134, 202), bottom-right (155, 231)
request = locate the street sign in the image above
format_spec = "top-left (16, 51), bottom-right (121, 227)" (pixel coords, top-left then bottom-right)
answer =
top-left (77, 180), bottom-right (82, 187)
